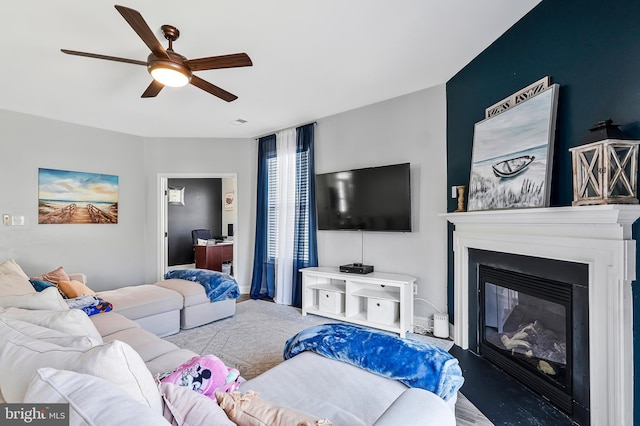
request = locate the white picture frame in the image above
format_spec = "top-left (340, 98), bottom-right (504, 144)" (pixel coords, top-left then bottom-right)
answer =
top-left (467, 84), bottom-right (559, 211)
top-left (168, 186), bottom-right (185, 206)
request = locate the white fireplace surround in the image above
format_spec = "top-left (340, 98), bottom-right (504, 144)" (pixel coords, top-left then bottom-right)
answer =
top-left (445, 205), bottom-right (640, 426)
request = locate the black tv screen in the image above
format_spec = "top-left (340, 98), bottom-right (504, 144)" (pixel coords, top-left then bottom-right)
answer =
top-left (316, 163), bottom-right (411, 232)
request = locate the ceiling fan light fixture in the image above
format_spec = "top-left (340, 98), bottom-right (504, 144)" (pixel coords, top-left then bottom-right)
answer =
top-left (148, 60), bottom-right (192, 87)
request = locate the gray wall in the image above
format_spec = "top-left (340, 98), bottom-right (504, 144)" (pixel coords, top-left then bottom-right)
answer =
top-left (142, 137), bottom-right (257, 290)
top-left (0, 109), bottom-right (256, 291)
top-left (315, 84), bottom-right (448, 319)
top-left (0, 109), bottom-right (146, 290)
top-left (0, 83), bottom-right (447, 317)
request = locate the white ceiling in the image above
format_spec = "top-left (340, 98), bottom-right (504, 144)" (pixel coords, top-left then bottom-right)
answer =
top-left (2, 0), bottom-right (540, 138)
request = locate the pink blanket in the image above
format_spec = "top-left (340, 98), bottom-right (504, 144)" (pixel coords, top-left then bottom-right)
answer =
top-left (160, 355), bottom-right (241, 398)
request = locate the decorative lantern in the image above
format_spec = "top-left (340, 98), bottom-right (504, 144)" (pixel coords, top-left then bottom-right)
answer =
top-left (569, 120), bottom-right (640, 206)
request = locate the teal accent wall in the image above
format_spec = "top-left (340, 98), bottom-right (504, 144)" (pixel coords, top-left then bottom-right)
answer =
top-left (446, 0), bottom-right (640, 421)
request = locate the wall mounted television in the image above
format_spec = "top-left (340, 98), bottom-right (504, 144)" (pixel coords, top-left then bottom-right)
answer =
top-left (316, 163), bottom-right (411, 232)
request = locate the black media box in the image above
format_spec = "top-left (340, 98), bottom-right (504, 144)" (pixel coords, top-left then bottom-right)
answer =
top-left (339, 263), bottom-right (374, 274)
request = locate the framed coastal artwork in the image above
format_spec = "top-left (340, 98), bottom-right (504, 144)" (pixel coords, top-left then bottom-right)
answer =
top-left (467, 83), bottom-right (559, 211)
top-left (38, 168), bottom-right (119, 224)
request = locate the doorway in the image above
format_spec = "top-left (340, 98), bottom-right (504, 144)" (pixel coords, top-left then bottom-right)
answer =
top-left (158, 173), bottom-right (237, 279)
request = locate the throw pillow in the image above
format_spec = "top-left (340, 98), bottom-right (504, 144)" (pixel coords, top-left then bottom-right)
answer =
top-left (57, 279), bottom-right (96, 298)
top-left (158, 382), bottom-right (235, 426)
top-left (29, 279), bottom-right (55, 292)
top-left (0, 318), bottom-right (96, 349)
top-left (216, 390), bottom-right (333, 426)
top-left (31, 266), bottom-right (70, 284)
top-left (0, 287), bottom-right (69, 311)
top-left (0, 259), bottom-right (35, 296)
top-left (24, 368), bottom-right (168, 426)
top-left (0, 337), bottom-right (162, 415)
top-left (0, 307), bottom-right (103, 343)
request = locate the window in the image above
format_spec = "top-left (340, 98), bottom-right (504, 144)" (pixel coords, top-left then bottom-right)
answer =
top-left (266, 151), bottom-right (310, 262)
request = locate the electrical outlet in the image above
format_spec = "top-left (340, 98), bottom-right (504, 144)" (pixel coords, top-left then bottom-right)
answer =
top-left (2, 215), bottom-right (9, 226)
top-left (413, 283), bottom-right (418, 295)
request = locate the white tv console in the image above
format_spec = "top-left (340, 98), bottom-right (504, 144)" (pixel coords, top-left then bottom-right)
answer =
top-left (300, 267), bottom-right (416, 337)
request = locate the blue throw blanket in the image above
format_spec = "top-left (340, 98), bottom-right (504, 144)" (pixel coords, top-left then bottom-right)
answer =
top-left (283, 323), bottom-right (464, 400)
top-left (164, 269), bottom-right (240, 302)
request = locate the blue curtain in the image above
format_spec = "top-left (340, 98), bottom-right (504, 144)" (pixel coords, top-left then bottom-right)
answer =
top-left (250, 134), bottom-right (277, 299)
top-left (249, 124), bottom-right (318, 307)
top-left (291, 123), bottom-right (318, 307)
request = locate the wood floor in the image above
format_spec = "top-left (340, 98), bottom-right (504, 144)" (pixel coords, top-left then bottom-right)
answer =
top-left (449, 345), bottom-right (574, 425)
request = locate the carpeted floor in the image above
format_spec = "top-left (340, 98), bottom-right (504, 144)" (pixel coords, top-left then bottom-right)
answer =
top-left (163, 299), bottom-right (493, 425)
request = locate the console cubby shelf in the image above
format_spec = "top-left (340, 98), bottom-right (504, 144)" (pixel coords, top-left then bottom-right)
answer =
top-left (301, 266), bottom-right (416, 337)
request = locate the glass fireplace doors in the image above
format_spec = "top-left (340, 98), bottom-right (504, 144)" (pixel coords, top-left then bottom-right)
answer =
top-left (479, 265), bottom-right (573, 414)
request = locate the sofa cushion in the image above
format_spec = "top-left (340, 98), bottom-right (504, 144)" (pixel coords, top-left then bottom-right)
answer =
top-left (31, 266), bottom-right (70, 284)
top-left (90, 311), bottom-right (140, 337)
top-left (0, 286), bottom-right (69, 310)
top-left (145, 348), bottom-right (200, 377)
top-left (102, 327), bottom-right (184, 363)
top-left (97, 284), bottom-right (182, 320)
top-left (0, 307), bottom-right (103, 343)
top-left (24, 368), bottom-right (169, 426)
top-left (372, 388), bottom-right (456, 426)
top-left (0, 259), bottom-right (35, 296)
top-left (216, 390), bottom-right (332, 426)
top-left (0, 337), bottom-right (161, 414)
top-left (159, 382), bottom-right (235, 426)
top-left (29, 279), bottom-right (55, 292)
top-left (57, 279), bottom-right (96, 298)
top-left (239, 352), bottom-right (407, 426)
top-left (0, 318), bottom-right (97, 349)
top-left (156, 279), bottom-right (210, 307)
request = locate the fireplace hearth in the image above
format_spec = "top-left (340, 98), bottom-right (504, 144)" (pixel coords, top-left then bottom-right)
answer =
top-left (444, 205), bottom-right (640, 426)
top-left (470, 250), bottom-right (589, 424)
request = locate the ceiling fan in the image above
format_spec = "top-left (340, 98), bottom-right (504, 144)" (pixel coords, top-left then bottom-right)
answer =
top-left (61, 5), bottom-right (252, 102)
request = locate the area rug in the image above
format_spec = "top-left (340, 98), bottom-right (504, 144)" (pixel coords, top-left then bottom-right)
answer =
top-left (163, 299), bottom-right (493, 425)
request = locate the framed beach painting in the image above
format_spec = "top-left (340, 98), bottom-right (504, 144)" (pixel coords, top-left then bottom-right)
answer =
top-left (467, 83), bottom-right (559, 211)
top-left (38, 168), bottom-right (119, 224)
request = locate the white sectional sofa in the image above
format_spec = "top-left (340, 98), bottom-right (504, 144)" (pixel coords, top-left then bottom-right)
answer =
top-left (90, 275), bottom-right (237, 337)
top-left (0, 259), bottom-right (457, 425)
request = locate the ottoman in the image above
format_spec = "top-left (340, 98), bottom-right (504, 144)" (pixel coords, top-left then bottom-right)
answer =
top-left (96, 284), bottom-right (183, 337)
top-left (156, 279), bottom-right (236, 329)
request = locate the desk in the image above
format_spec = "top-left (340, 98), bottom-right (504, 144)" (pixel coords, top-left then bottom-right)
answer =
top-left (194, 242), bottom-right (233, 272)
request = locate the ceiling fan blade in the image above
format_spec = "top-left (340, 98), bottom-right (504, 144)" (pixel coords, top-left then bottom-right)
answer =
top-left (190, 75), bottom-right (237, 102)
top-left (114, 5), bottom-right (169, 60)
top-left (185, 53), bottom-right (253, 71)
top-left (141, 80), bottom-right (164, 98)
top-left (61, 49), bottom-right (147, 66)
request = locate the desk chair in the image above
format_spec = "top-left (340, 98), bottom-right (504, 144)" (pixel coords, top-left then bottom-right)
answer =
top-left (192, 229), bottom-right (212, 246)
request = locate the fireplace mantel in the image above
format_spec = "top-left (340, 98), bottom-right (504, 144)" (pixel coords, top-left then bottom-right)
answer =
top-left (444, 205), bottom-right (640, 426)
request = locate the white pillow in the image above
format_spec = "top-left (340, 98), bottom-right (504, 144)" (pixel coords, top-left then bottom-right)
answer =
top-left (24, 368), bottom-right (169, 426)
top-left (0, 287), bottom-right (69, 310)
top-left (0, 318), bottom-right (97, 349)
top-left (158, 382), bottom-right (235, 426)
top-left (0, 259), bottom-right (35, 296)
top-left (0, 337), bottom-right (162, 415)
top-left (0, 307), bottom-right (103, 343)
